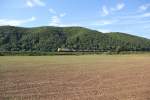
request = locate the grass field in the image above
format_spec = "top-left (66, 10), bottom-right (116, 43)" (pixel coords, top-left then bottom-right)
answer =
top-left (1, 55), bottom-right (150, 100)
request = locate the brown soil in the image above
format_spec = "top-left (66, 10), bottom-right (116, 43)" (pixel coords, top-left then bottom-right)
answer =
top-left (0, 55), bottom-right (150, 100)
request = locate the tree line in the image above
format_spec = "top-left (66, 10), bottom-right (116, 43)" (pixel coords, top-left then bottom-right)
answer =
top-left (0, 26), bottom-right (150, 53)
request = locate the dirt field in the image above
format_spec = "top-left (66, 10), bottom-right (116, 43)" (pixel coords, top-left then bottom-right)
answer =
top-left (1, 55), bottom-right (150, 100)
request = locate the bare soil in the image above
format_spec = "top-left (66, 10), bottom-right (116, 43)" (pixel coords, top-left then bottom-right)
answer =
top-left (0, 55), bottom-right (150, 100)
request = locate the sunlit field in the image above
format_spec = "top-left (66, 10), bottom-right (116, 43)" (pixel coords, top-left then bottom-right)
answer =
top-left (1, 55), bottom-right (150, 100)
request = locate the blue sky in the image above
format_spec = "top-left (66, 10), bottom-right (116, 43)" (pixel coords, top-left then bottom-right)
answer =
top-left (0, 0), bottom-right (150, 38)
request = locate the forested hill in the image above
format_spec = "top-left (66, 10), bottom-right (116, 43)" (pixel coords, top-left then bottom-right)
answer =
top-left (0, 25), bottom-right (150, 52)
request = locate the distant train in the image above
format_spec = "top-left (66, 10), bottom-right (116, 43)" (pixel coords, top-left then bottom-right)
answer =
top-left (57, 48), bottom-right (76, 52)
top-left (57, 48), bottom-right (101, 52)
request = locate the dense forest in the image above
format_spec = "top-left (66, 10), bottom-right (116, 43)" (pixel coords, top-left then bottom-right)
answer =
top-left (0, 25), bottom-right (150, 53)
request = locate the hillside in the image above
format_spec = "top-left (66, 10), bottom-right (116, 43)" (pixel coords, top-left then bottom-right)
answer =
top-left (0, 26), bottom-right (150, 52)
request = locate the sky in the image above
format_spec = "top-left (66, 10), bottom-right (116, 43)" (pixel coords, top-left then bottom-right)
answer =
top-left (0, 0), bottom-right (150, 38)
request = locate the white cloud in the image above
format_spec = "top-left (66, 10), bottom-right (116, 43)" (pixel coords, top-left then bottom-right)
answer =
top-left (49, 10), bottom-right (67, 26)
top-left (97, 29), bottom-right (110, 33)
top-left (101, 6), bottom-right (109, 16)
top-left (105, 18), bottom-right (150, 26)
top-left (49, 8), bottom-right (56, 14)
top-left (100, 3), bottom-right (125, 16)
top-left (116, 3), bottom-right (125, 11)
top-left (27, 0), bottom-right (34, 7)
top-left (139, 4), bottom-right (150, 12)
top-left (140, 12), bottom-right (150, 17)
top-left (59, 13), bottom-right (66, 17)
top-left (49, 7), bottom-right (66, 17)
top-left (111, 3), bottom-right (125, 11)
top-left (49, 16), bottom-right (61, 26)
top-left (49, 15), bottom-right (80, 27)
top-left (49, 15), bottom-right (71, 26)
top-left (26, 0), bottom-right (45, 7)
top-left (123, 12), bottom-right (150, 19)
top-left (92, 20), bottom-right (117, 26)
top-left (0, 17), bottom-right (36, 26)
top-left (33, 0), bottom-right (45, 6)
top-left (49, 13), bottom-right (66, 26)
